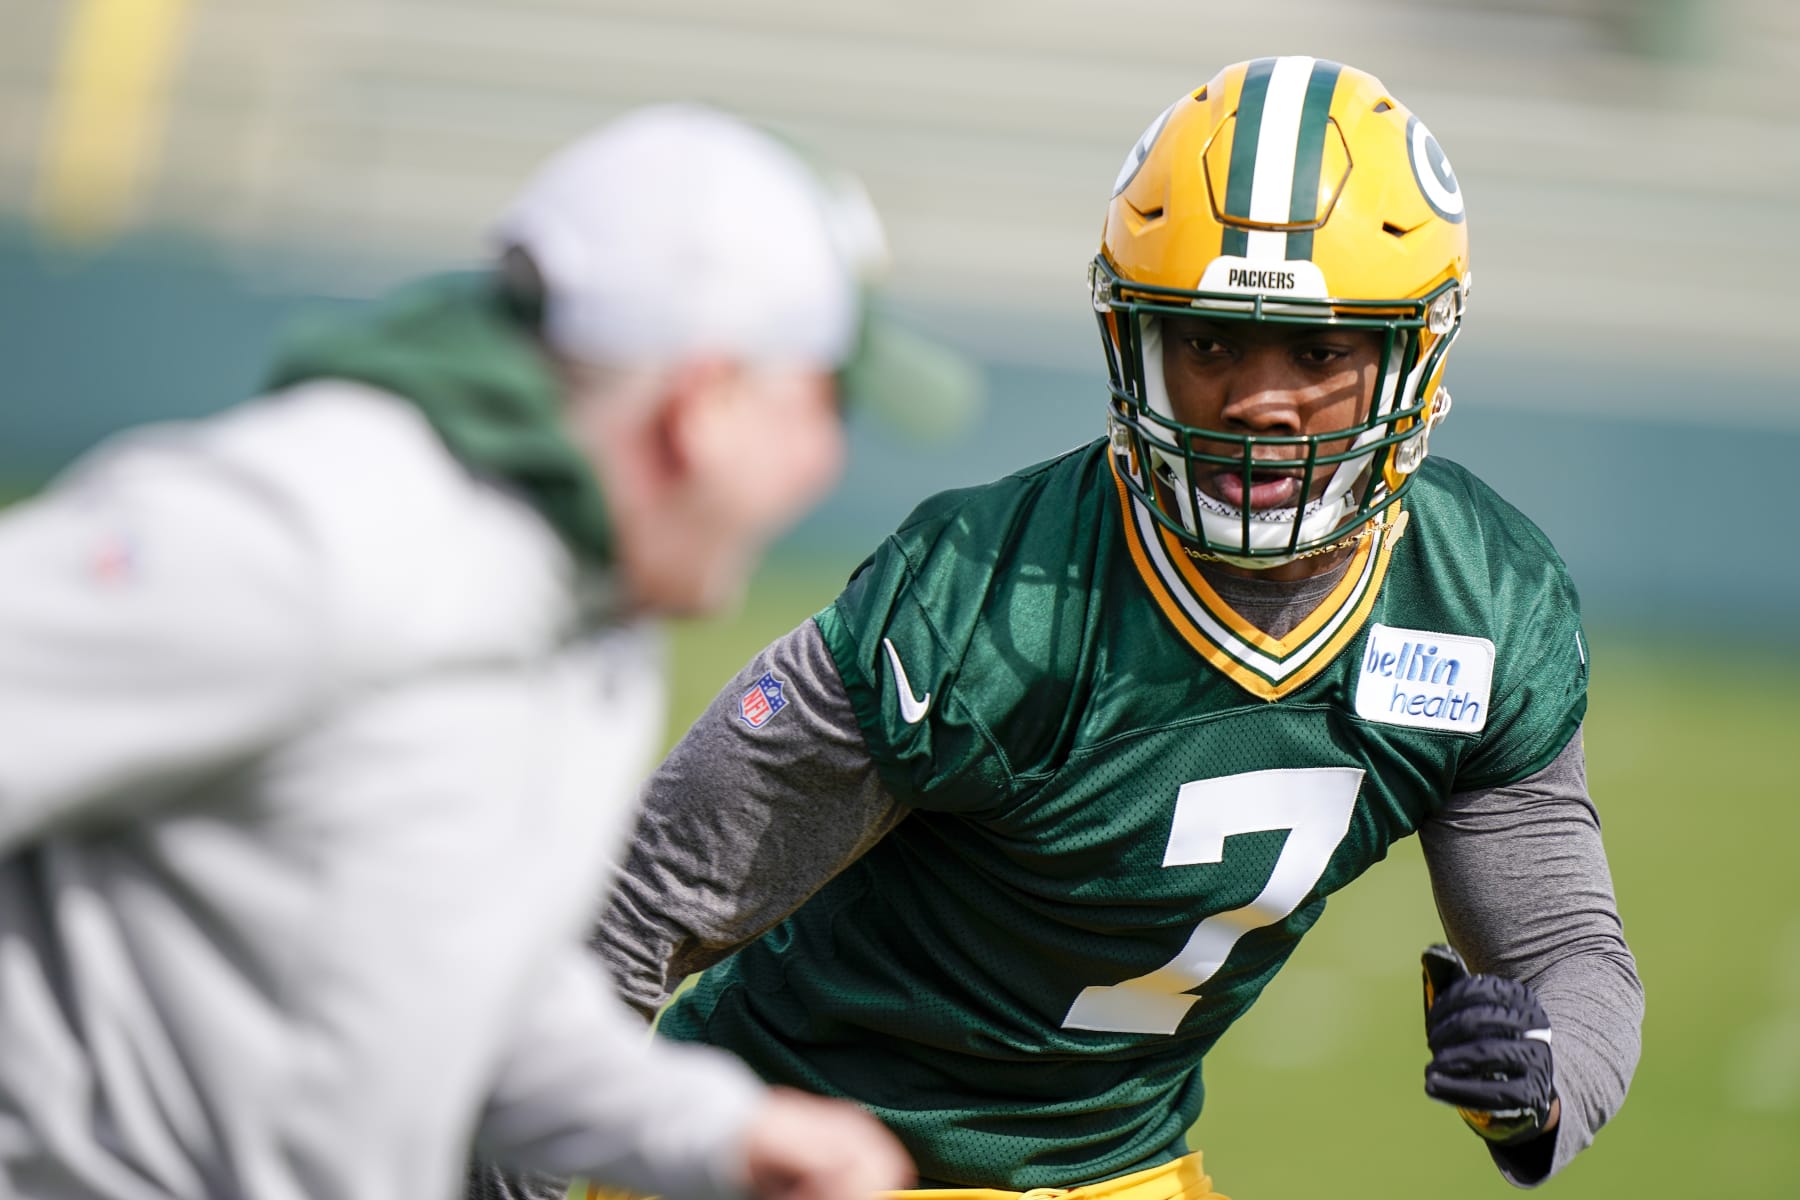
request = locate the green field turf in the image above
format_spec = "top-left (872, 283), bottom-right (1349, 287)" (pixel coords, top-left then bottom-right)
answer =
top-left (668, 558), bottom-right (1800, 1199)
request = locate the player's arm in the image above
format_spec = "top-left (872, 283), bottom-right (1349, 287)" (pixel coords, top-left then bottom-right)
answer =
top-left (1417, 727), bottom-right (1642, 1187)
top-left (596, 617), bottom-right (906, 1016)
top-left (0, 440), bottom-right (328, 852)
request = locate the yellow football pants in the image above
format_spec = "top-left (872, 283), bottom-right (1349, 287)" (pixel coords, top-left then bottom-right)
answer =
top-left (571, 1150), bottom-right (1226, 1200)
top-left (889, 1152), bottom-right (1227, 1200)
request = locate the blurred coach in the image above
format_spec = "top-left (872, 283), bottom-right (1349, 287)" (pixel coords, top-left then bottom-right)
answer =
top-left (0, 106), bottom-right (928, 1200)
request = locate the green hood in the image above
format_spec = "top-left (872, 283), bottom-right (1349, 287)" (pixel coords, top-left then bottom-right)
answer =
top-left (266, 273), bottom-right (613, 565)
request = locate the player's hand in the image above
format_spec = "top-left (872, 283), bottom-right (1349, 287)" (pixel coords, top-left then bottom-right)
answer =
top-left (1420, 943), bottom-right (1557, 1146)
top-left (737, 1087), bottom-right (914, 1200)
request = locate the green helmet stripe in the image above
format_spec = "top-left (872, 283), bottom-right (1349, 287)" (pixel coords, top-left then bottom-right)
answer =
top-left (1219, 57), bottom-right (1276, 257)
top-left (1285, 60), bottom-right (1343, 261)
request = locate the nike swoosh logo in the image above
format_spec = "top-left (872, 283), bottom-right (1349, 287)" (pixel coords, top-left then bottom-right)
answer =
top-left (881, 637), bottom-right (932, 724)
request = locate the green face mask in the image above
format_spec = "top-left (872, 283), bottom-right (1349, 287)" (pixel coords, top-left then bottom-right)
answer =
top-left (1092, 255), bottom-right (1463, 565)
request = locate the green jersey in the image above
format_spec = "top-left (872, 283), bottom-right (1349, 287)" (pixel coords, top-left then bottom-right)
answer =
top-left (657, 443), bottom-right (1587, 1188)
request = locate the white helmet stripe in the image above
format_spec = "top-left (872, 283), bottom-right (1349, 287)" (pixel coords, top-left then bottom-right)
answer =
top-left (1243, 56), bottom-right (1318, 264)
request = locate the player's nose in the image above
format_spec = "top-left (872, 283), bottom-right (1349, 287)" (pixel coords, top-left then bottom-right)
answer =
top-left (1218, 348), bottom-right (1306, 437)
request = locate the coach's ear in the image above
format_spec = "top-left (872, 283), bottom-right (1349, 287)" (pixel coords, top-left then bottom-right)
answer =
top-left (652, 356), bottom-right (745, 483)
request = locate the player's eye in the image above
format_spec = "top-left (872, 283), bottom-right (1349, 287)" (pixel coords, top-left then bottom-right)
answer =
top-left (1182, 335), bottom-right (1233, 358)
top-left (1294, 343), bottom-right (1352, 367)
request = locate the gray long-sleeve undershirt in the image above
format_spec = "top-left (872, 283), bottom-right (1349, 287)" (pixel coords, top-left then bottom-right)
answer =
top-left (586, 609), bottom-right (1640, 1193)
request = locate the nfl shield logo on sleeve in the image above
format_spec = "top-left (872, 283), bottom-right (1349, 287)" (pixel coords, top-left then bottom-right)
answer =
top-left (738, 672), bottom-right (789, 729)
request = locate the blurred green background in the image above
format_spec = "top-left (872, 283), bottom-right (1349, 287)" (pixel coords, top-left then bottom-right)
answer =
top-left (3, 0), bottom-right (1798, 1195)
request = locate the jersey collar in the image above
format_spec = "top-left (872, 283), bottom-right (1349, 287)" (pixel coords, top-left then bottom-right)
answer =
top-left (1109, 458), bottom-right (1406, 701)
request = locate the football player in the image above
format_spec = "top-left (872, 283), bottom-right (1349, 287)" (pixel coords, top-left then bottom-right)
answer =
top-left (482, 59), bottom-right (1643, 1200)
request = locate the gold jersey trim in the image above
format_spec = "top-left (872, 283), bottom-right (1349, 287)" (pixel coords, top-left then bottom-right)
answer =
top-left (1109, 460), bottom-right (1404, 701)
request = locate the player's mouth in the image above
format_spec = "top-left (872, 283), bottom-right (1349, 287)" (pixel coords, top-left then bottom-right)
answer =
top-left (1212, 467), bottom-right (1303, 511)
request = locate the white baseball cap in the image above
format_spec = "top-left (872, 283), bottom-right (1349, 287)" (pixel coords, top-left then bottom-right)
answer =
top-left (495, 104), bottom-right (978, 436)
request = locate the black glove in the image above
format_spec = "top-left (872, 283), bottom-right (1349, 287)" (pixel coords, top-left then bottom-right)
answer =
top-left (1421, 943), bottom-right (1556, 1146)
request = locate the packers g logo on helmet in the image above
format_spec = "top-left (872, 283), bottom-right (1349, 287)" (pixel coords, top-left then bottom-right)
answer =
top-left (1405, 116), bottom-right (1465, 223)
top-left (1095, 57), bottom-right (1471, 566)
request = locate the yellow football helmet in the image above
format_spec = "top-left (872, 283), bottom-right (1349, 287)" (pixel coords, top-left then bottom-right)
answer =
top-left (1095, 57), bottom-right (1471, 564)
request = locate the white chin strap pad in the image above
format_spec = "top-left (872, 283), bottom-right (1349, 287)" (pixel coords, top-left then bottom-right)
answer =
top-left (1138, 319), bottom-right (1200, 533)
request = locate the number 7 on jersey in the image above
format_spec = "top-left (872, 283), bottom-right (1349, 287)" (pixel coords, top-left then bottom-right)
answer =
top-left (1062, 767), bottom-right (1364, 1036)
